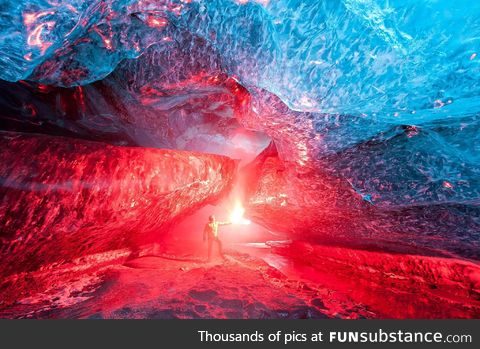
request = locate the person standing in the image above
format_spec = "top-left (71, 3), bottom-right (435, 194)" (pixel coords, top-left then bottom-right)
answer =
top-left (203, 215), bottom-right (231, 261)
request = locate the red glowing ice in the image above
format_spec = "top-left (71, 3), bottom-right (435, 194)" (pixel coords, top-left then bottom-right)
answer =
top-left (0, 131), bottom-right (236, 278)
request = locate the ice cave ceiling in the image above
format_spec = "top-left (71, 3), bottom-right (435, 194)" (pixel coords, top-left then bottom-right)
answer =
top-left (0, 0), bottom-right (480, 278)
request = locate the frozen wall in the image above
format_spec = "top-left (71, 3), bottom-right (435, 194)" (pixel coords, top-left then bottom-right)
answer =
top-left (0, 131), bottom-right (236, 277)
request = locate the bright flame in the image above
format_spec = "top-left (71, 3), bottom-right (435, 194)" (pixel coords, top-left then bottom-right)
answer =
top-left (229, 203), bottom-right (251, 225)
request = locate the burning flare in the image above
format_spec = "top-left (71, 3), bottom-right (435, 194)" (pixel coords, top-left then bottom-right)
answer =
top-left (229, 202), bottom-right (251, 225)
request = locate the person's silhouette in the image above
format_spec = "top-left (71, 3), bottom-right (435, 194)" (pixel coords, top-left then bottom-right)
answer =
top-left (203, 215), bottom-right (231, 261)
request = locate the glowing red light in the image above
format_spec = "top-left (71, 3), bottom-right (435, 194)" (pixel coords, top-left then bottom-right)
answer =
top-left (23, 10), bottom-right (55, 28)
top-left (146, 16), bottom-right (168, 28)
top-left (442, 181), bottom-right (453, 189)
top-left (27, 21), bottom-right (55, 54)
top-left (229, 202), bottom-right (251, 225)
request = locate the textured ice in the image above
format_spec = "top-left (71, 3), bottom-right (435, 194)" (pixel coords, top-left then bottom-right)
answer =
top-left (0, 131), bottom-right (236, 277)
top-left (1, 0), bottom-right (480, 320)
top-left (0, 0), bottom-right (479, 209)
top-left (0, 1), bottom-right (479, 222)
top-left (3, 0), bottom-right (480, 113)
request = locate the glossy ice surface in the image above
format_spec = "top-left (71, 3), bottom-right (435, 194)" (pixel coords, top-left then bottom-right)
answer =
top-left (0, 1), bottom-right (479, 318)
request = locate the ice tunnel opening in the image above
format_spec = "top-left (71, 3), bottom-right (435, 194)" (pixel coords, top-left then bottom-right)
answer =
top-left (1, 57), bottom-right (480, 319)
top-left (1, 0), bottom-right (480, 319)
top-left (1, 67), bottom-right (480, 319)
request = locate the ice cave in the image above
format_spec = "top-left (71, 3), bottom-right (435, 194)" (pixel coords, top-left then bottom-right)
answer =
top-left (0, 0), bottom-right (479, 318)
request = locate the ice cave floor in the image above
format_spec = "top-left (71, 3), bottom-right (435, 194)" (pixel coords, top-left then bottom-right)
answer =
top-left (1, 235), bottom-right (479, 319)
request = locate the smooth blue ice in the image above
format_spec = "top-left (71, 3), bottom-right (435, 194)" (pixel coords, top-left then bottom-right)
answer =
top-left (0, 0), bottom-right (479, 207)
